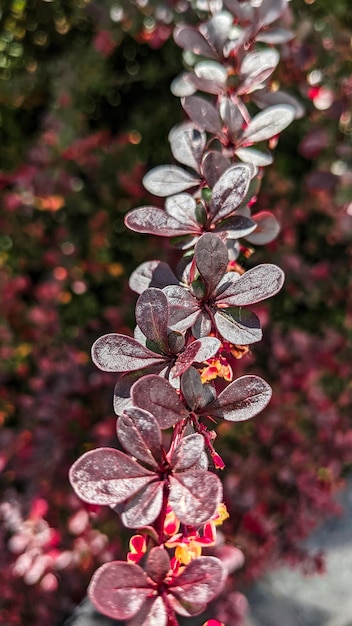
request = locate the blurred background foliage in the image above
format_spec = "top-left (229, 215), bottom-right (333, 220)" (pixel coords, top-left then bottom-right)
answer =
top-left (0, 1), bottom-right (351, 625)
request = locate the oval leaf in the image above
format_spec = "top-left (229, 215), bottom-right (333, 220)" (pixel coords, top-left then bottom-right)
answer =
top-left (91, 333), bottom-right (165, 373)
top-left (214, 308), bottom-right (262, 345)
top-left (143, 165), bottom-right (200, 197)
top-left (210, 164), bottom-right (252, 222)
top-left (117, 407), bottom-right (162, 468)
top-left (69, 448), bottom-right (155, 505)
top-left (88, 561), bottom-right (150, 620)
top-left (169, 470), bottom-right (222, 525)
top-left (135, 288), bottom-right (169, 351)
top-left (207, 375), bottom-right (272, 421)
top-left (246, 211), bottom-right (280, 245)
top-left (182, 96), bottom-right (224, 139)
top-left (195, 233), bottom-right (228, 296)
top-left (169, 123), bottom-right (206, 172)
top-left (170, 556), bottom-right (226, 605)
top-left (121, 481), bottom-right (164, 528)
top-left (170, 434), bottom-right (204, 471)
top-left (125, 206), bottom-right (191, 237)
top-left (216, 263), bottom-right (284, 306)
top-left (131, 375), bottom-right (189, 429)
top-left (241, 105), bottom-right (295, 145)
top-left (129, 260), bottom-right (178, 295)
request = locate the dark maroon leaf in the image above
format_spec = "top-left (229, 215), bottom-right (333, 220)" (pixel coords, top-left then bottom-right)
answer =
top-left (214, 308), bottom-right (262, 344)
top-left (121, 480), bottom-right (164, 528)
top-left (216, 263), bottom-right (284, 306)
top-left (146, 547), bottom-right (171, 584)
top-left (192, 311), bottom-right (212, 339)
top-left (181, 366), bottom-right (206, 411)
top-left (169, 470), bottom-right (222, 524)
top-left (131, 375), bottom-right (189, 429)
top-left (172, 336), bottom-right (220, 378)
top-left (219, 98), bottom-right (244, 143)
top-left (129, 260), bottom-right (179, 295)
top-left (88, 561), bottom-right (150, 620)
top-left (194, 233), bottom-right (228, 295)
top-left (201, 151), bottom-right (231, 188)
top-left (164, 285), bottom-right (200, 331)
top-left (209, 164), bottom-right (251, 221)
top-left (69, 448), bottom-right (155, 506)
top-left (117, 407), bottom-right (162, 468)
top-left (91, 334), bottom-right (165, 373)
top-left (174, 25), bottom-right (218, 59)
top-left (206, 375), bottom-right (272, 421)
top-left (170, 434), bottom-right (204, 471)
top-left (135, 289), bottom-right (169, 352)
top-left (143, 165), bottom-right (200, 196)
top-left (182, 96), bottom-right (225, 139)
top-left (216, 214), bottom-right (257, 238)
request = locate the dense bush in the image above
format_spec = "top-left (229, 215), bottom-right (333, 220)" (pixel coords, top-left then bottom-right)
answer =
top-left (0, 1), bottom-right (351, 625)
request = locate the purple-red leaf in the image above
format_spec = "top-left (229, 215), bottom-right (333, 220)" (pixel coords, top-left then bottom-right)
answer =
top-left (121, 481), bottom-right (164, 528)
top-left (170, 434), bottom-right (204, 471)
top-left (239, 49), bottom-right (279, 95)
top-left (129, 596), bottom-right (168, 626)
top-left (170, 556), bottom-right (226, 605)
top-left (146, 547), bottom-right (171, 584)
top-left (131, 375), bottom-right (189, 429)
top-left (92, 334), bottom-right (165, 373)
top-left (129, 260), bottom-right (179, 294)
top-left (125, 206), bottom-right (191, 237)
top-left (117, 407), bottom-right (162, 468)
top-left (143, 165), bottom-right (200, 196)
top-left (216, 263), bottom-right (284, 306)
top-left (209, 164), bottom-right (251, 222)
top-left (181, 366), bottom-right (207, 411)
top-left (174, 25), bottom-right (218, 60)
top-left (172, 336), bottom-right (220, 378)
top-left (246, 211), bottom-right (280, 245)
top-left (135, 288), bottom-right (169, 351)
top-left (164, 285), bottom-right (200, 331)
top-left (207, 375), bottom-right (272, 421)
top-left (241, 105), bottom-right (295, 145)
top-left (214, 308), bottom-right (262, 345)
top-left (183, 96), bottom-right (224, 139)
top-left (169, 123), bottom-right (206, 172)
top-left (69, 448), bottom-right (155, 506)
top-left (88, 561), bottom-right (151, 620)
top-left (169, 471), bottom-right (222, 525)
top-left (195, 233), bottom-right (228, 295)
top-left (201, 151), bottom-right (231, 188)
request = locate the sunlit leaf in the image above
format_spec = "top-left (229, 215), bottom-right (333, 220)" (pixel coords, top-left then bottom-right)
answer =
top-left (69, 448), bottom-right (155, 505)
top-left (143, 165), bottom-right (200, 196)
top-left (169, 470), bottom-right (222, 525)
top-left (207, 375), bottom-right (272, 421)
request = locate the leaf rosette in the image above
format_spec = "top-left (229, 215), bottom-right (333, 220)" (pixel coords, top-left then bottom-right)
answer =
top-left (69, 406), bottom-right (223, 528)
top-left (88, 546), bottom-right (226, 624)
